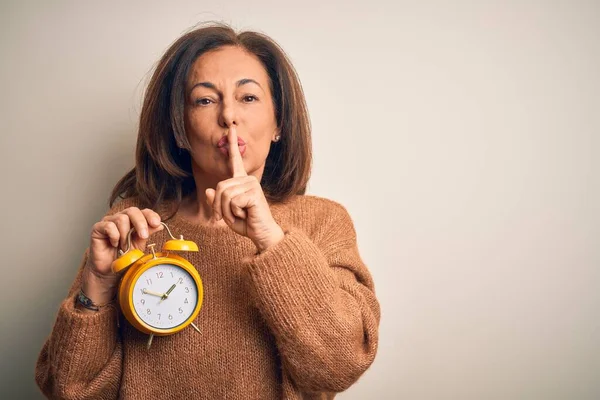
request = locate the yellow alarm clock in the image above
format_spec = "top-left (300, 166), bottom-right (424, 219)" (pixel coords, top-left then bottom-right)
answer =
top-left (111, 223), bottom-right (203, 349)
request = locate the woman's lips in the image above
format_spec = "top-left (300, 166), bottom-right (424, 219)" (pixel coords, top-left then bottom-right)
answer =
top-left (217, 135), bottom-right (246, 156)
top-left (217, 135), bottom-right (245, 147)
top-left (218, 144), bottom-right (246, 156)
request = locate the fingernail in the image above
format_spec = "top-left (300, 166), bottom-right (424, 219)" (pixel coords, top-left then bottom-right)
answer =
top-left (140, 229), bottom-right (148, 238)
top-left (151, 218), bottom-right (160, 226)
top-left (215, 213), bottom-right (221, 221)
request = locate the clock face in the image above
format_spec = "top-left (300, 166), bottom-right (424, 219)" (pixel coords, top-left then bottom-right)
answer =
top-left (131, 263), bottom-right (199, 330)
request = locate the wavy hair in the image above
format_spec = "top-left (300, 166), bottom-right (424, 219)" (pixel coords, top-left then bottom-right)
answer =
top-left (110, 23), bottom-right (312, 218)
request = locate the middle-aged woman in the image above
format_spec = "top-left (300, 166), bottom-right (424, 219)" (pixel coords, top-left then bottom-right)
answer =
top-left (35, 23), bottom-right (380, 399)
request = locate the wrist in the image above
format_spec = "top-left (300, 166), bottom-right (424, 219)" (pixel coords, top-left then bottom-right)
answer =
top-left (254, 224), bottom-right (285, 253)
top-left (76, 287), bottom-right (116, 312)
top-left (82, 268), bottom-right (118, 305)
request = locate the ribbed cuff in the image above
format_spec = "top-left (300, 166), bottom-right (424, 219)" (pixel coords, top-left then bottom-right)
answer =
top-left (243, 228), bottom-right (337, 338)
top-left (49, 291), bottom-right (119, 382)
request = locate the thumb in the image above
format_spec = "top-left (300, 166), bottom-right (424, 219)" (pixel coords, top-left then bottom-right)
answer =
top-left (205, 188), bottom-right (216, 208)
top-left (132, 224), bottom-right (164, 251)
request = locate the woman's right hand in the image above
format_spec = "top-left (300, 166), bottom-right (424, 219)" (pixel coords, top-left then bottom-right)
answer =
top-left (81, 207), bottom-right (164, 305)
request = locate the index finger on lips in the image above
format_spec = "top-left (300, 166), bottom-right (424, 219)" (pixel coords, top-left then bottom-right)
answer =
top-left (228, 125), bottom-right (247, 178)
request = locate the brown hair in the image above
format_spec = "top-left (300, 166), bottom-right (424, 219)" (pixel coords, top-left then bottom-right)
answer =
top-left (110, 22), bottom-right (312, 218)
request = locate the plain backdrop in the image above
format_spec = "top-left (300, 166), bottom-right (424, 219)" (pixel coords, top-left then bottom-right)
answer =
top-left (1, 1), bottom-right (599, 399)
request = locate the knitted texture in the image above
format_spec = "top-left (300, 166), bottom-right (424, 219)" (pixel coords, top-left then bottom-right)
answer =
top-left (35, 195), bottom-right (380, 399)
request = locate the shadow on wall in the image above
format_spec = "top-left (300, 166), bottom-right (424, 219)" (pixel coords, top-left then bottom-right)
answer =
top-left (2, 129), bottom-right (136, 400)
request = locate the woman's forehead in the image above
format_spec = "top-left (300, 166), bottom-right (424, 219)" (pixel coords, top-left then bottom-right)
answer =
top-left (188, 46), bottom-right (269, 87)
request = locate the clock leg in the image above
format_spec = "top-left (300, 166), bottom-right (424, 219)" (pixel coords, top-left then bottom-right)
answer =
top-left (191, 322), bottom-right (201, 334)
top-left (146, 333), bottom-right (154, 350)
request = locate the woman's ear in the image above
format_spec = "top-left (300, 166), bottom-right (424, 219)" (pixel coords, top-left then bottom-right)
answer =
top-left (272, 129), bottom-right (281, 142)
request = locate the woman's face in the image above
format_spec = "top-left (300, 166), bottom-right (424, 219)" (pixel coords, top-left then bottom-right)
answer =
top-left (184, 45), bottom-right (279, 180)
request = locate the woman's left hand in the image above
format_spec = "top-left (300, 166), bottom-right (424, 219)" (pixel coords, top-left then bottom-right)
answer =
top-left (205, 125), bottom-right (285, 253)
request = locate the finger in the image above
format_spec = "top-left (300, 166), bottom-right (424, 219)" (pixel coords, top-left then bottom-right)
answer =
top-left (105, 213), bottom-right (131, 251)
top-left (122, 207), bottom-right (149, 239)
top-left (221, 181), bottom-right (255, 225)
top-left (230, 195), bottom-right (248, 220)
top-left (228, 125), bottom-right (247, 178)
top-left (141, 208), bottom-right (162, 229)
top-left (230, 191), bottom-right (257, 220)
top-left (212, 176), bottom-right (254, 221)
top-left (205, 188), bottom-right (216, 209)
top-left (91, 221), bottom-right (121, 248)
top-left (115, 207), bottom-right (150, 251)
top-left (148, 223), bottom-right (164, 236)
top-left (231, 205), bottom-right (247, 220)
top-left (140, 208), bottom-right (164, 237)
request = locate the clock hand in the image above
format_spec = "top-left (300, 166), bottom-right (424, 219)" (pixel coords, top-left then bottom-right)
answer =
top-left (165, 284), bottom-right (177, 296)
top-left (160, 284), bottom-right (177, 302)
top-left (142, 288), bottom-right (166, 298)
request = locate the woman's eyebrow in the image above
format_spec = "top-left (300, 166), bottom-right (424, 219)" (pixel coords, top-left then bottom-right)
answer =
top-left (237, 78), bottom-right (263, 91)
top-left (189, 78), bottom-right (263, 94)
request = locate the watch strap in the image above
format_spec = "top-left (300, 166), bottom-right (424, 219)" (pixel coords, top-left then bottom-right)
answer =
top-left (76, 288), bottom-right (115, 311)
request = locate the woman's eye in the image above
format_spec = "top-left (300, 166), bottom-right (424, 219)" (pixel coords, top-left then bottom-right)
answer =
top-left (195, 98), bottom-right (213, 106)
top-left (243, 95), bottom-right (258, 103)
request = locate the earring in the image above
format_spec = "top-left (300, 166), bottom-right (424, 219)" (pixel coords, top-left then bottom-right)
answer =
top-left (273, 135), bottom-right (281, 142)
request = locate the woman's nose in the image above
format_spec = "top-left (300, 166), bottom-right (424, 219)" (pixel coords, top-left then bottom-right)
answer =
top-left (218, 98), bottom-right (237, 128)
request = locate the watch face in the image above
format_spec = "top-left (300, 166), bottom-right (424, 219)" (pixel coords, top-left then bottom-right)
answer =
top-left (132, 264), bottom-right (199, 330)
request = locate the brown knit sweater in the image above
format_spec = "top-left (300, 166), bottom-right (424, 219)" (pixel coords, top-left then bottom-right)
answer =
top-left (35, 194), bottom-right (380, 399)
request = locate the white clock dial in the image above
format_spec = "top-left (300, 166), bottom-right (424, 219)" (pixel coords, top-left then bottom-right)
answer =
top-left (132, 264), bottom-right (198, 330)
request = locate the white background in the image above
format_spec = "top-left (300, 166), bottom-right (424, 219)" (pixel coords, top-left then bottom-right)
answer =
top-left (1, 0), bottom-right (599, 399)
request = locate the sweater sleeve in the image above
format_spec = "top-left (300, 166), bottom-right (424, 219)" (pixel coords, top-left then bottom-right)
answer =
top-left (242, 203), bottom-right (380, 393)
top-left (34, 196), bottom-right (139, 399)
top-left (35, 250), bottom-right (122, 400)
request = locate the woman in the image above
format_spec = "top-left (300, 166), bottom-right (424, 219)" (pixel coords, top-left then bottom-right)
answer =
top-left (35, 23), bottom-right (380, 399)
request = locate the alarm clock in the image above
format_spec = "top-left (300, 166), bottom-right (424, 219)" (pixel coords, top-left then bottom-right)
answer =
top-left (111, 223), bottom-right (204, 349)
